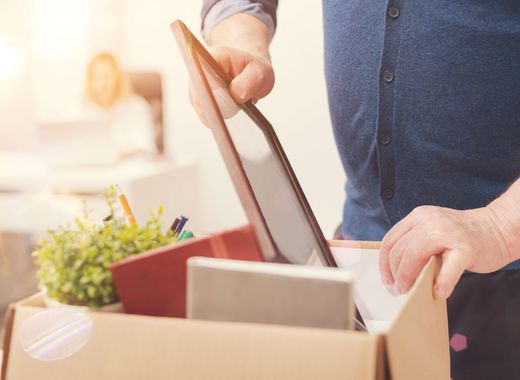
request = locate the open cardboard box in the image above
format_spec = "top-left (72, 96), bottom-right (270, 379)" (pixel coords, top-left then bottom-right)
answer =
top-left (1, 241), bottom-right (449, 380)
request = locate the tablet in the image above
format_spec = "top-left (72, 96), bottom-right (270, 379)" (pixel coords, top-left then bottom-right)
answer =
top-left (171, 20), bottom-right (337, 268)
top-left (171, 20), bottom-right (371, 331)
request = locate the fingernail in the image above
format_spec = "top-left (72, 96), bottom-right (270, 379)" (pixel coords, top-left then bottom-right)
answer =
top-left (385, 284), bottom-right (398, 296)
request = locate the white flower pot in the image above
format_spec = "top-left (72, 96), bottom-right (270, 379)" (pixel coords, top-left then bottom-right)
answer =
top-left (42, 292), bottom-right (124, 314)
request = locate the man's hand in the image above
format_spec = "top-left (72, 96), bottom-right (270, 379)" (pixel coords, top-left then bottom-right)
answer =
top-left (210, 45), bottom-right (274, 104)
top-left (189, 46), bottom-right (274, 123)
top-left (190, 13), bottom-right (275, 124)
top-left (379, 204), bottom-right (516, 299)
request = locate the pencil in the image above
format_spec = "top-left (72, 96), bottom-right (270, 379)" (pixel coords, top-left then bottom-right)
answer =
top-left (116, 185), bottom-right (137, 226)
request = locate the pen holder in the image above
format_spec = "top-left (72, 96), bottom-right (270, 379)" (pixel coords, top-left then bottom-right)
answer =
top-left (110, 224), bottom-right (263, 318)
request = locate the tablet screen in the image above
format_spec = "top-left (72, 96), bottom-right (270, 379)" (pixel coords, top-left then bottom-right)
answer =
top-left (197, 57), bottom-right (327, 265)
top-left (171, 20), bottom-right (336, 267)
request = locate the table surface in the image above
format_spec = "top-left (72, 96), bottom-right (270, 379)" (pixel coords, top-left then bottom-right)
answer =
top-left (0, 153), bottom-right (200, 234)
top-left (0, 152), bottom-right (191, 193)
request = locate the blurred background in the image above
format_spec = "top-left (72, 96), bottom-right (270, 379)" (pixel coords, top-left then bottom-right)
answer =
top-left (0, 0), bottom-right (344, 325)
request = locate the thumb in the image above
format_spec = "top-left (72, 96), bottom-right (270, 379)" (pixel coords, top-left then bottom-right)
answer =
top-left (229, 60), bottom-right (274, 104)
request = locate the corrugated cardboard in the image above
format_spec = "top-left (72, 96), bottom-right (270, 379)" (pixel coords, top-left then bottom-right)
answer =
top-left (1, 241), bottom-right (449, 380)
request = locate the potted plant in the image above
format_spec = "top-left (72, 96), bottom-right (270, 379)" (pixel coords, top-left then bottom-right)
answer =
top-left (33, 186), bottom-right (177, 311)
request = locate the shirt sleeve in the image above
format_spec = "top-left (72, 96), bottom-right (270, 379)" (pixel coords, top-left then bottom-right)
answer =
top-left (201, 0), bottom-right (278, 40)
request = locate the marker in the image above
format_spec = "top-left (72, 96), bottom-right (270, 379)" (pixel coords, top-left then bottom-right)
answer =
top-left (170, 218), bottom-right (180, 232)
top-left (116, 185), bottom-right (137, 226)
top-left (174, 215), bottom-right (188, 237)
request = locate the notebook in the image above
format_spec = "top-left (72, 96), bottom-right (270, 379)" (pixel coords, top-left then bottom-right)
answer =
top-left (187, 257), bottom-right (355, 330)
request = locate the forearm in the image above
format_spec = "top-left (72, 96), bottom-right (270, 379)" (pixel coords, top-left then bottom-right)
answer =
top-left (207, 13), bottom-right (273, 62)
top-left (488, 177), bottom-right (520, 263)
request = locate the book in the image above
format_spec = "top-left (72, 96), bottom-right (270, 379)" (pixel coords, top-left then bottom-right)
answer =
top-left (187, 257), bottom-right (355, 330)
top-left (110, 225), bottom-right (263, 318)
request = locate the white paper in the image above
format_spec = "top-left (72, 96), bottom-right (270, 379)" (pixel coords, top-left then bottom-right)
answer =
top-left (330, 247), bottom-right (408, 333)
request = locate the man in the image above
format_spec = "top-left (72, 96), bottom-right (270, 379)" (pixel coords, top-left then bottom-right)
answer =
top-left (198, 1), bottom-right (520, 378)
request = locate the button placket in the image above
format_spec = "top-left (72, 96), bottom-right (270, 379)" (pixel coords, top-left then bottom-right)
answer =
top-left (382, 69), bottom-right (394, 83)
top-left (382, 188), bottom-right (394, 199)
top-left (375, 0), bottom-right (404, 222)
top-left (388, 6), bottom-right (400, 19)
top-left (379, 132), bottom-right (391, 145)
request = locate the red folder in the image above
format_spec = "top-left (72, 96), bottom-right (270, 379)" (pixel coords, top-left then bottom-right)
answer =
top-left (110, 225), bottom-right (263, 318)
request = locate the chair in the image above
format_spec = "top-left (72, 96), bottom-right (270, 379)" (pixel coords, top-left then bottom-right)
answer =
top-left (128, 72), bottom-right (164, 154)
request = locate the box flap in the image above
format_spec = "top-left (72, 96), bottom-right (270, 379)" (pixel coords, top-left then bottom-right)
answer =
top-left (12, 293), bottom-right (44, 308)
top-left (328, 240), bottom-right (381, 250)
top-left (2, 293), bottom-right (44, 380)
top-left (1, 304), bottom-right (15, 380)
top-left (386, 257), bottom-right (450, 380)
top-left (375, 334), bottom-right (387, 380)
top-left (5, 304), bottom-right (382, 380)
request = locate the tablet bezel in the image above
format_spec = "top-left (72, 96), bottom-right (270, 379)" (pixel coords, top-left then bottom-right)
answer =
top-left (171, 20), bottom-right (338, 268)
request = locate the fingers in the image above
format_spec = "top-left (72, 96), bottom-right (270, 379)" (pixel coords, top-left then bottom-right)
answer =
top-left (209, 46), bottom-right (274, 104)
top-left (209, 45), bottom-right (246, 77)
top-left (229, 60), bottom-right (274, 103)
top-left (392, 229), bottom-right (443, 293)
top-left (380, 208), bottom-right (424, 285)
top-left (188, 80), bottom-right (208, 126)
top-left (434, 250), bottom-right (470, 299)
top-left (378, 243), bottom-right (394, 285)
top-left (380, 205), bottom-right (454, 294)
top-left (379, 206), bottom-right (476, 299)
top-left (383, 225), bottom-right (469, 297)
top-left (189, 45), bottom-right (275, 125)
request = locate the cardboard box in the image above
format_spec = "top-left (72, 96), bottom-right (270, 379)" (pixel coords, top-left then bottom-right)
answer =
top-left (1, 241), bottom-right (449, 380)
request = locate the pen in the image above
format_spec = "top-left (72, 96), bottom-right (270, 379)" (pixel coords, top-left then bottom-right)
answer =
top-left (174, 215), bottom-right (188, 237)
top-left (116, 185), bottom-right (137, 226)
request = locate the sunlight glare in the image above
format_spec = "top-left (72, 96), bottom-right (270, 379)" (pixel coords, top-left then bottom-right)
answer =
top-left (0, 37), bottom-right (17, 80)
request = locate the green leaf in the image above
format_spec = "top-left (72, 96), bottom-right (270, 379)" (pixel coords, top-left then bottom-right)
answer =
top-left (33, 187), bottom-right (178, 307)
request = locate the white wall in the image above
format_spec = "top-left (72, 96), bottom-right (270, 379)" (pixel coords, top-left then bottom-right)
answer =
top-left (0, 0), bottom-right (346, 237)
top-left (121, 0), bottom-right (346, 236)
top-left (0, 0), bottom-right (128, 121)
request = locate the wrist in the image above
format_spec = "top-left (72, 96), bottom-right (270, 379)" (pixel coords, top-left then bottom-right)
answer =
top-left (487, 195), bottom-right (520, 265)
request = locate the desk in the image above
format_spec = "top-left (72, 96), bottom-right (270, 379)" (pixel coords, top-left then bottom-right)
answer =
top-left (0, 153), bottom-right (201, 236)
top-left (0, 154), bottom-right (203, 368)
